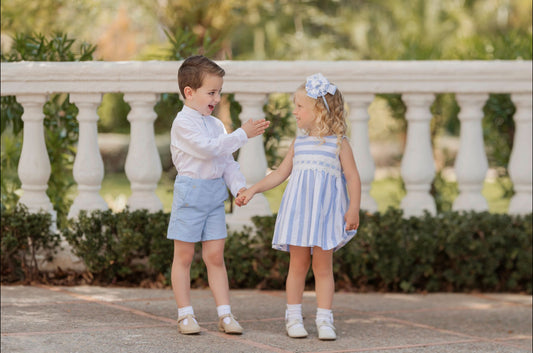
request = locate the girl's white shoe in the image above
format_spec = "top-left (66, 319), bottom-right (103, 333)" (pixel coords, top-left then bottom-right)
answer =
top-left (286, 318), bottom-right (308, 338)
top-left (316, 320), bottom-right (336, 340)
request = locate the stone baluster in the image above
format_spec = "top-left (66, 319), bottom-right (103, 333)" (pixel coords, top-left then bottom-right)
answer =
top-left (123, 93), bottom-right (162, 211)
top-left (68, 93), bottom-right (108, 218)
top-left (452, 93), bottom-right (489, 212)
top-left (229, 92), bottom-right (272, 227)
top-left (400, 94), bottom-right (436, 217)
top-left (508, 93), bottom-right (532, 214)
top-left (346, 94), bottom-right (378, 213)
top-left (16, 94), bottom-right (56, 222)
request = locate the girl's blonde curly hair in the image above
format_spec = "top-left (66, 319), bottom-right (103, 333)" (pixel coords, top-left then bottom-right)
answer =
top-left (298, 83), bottom-right (347, 150)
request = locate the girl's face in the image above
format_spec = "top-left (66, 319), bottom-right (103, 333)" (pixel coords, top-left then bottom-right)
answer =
top-left (293, 90), bottom-right (317, 133)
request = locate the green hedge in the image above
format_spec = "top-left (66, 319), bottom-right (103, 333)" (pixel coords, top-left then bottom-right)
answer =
top-left (335, 209), bottom-right (532, 293)
top-left (1, 205), bottom-right (60, 282)
top-left (1, 207), bottom-right (531, 293)
top-left (61, 209), bottom-right (170, 284)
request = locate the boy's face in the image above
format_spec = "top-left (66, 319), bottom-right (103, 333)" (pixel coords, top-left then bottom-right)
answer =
top-left (184, 74), bottom-right (223, 116)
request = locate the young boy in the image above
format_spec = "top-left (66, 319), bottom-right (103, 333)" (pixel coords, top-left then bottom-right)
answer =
top-left (167, 55), bottom-right (270, 335)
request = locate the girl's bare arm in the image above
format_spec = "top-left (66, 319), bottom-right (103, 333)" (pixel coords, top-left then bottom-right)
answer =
top-left (339, 138), bottom-right (362, 229)
top-left (235, 141), bottom-right (295, 206)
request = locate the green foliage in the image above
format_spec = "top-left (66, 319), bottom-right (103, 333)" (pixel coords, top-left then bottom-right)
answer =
top-left (0, 96), bottom-right (24, 136)
top-left (431, 93), bottom-right (460, 136)
top-left (262, 94), bottom-right (295, 168)
top-left (62, 209), bottom-right (169, 283)
top-left (225, 215), bottom-right (289, 289)
top-left (0, 205), bottom-right (60, 282)
top-left (3, 208), bottom-right (531, 293)
top-left (97, 94), bottom-right (131, 134)
top-left (455, 29), bottom-right (533, 60)
top-left (430, 171), bottom-right (459, 213)
top-left (1, 0), bottom-right (70, 35)
top-left (1, 32), bottom-right (95, 62)
top-left (164, 28), bottom-right (222, 61)
top-left (0, 33), bottom-right (95, 227)
top-left (335, 209), bottom-right (532, 293)
top-left (0, 130), bottom-right (22, 209)
top-left (42, 94), bottom-right (80, 228)
top-left (483, 94), bottom-right (516, 172)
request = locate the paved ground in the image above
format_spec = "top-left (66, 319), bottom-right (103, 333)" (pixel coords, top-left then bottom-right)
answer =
top-left (1, 285), bottom-right (531, 353)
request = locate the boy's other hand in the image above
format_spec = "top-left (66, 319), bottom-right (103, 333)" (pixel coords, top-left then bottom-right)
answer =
top-left (241, 119), bottom-right (270, 138)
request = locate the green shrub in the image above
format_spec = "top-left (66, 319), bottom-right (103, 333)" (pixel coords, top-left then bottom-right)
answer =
top-left (3, 207), bottom-right (530, 293)
top-left (335, 209), bottom-right (532, 294)
top-left (62, 209), bottom-right (169, 283)
top-left (0, 205), bottom-right (60, 282)
top-left (225, 215), bottom-right (290, 289)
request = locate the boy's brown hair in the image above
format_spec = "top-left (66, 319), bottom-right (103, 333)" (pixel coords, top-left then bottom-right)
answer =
top-left (177, 55), bottom-right (225, 98)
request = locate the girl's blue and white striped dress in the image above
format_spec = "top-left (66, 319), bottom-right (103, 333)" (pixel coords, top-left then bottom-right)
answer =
top-left (272, 135), bottom-right (357, 252)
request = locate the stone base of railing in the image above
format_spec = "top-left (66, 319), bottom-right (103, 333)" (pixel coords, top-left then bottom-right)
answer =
top-left (37, 238), bottom-right (86, 273)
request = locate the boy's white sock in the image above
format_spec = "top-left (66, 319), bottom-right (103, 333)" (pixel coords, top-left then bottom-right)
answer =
top-left (316, 308), bottom-right (333, 323)
top-left (217, 304), bottom-right (232, 324)
top-left (178, 306), bottom-right (197, 324)
top-left (286, 304), bottom-right (303, 322)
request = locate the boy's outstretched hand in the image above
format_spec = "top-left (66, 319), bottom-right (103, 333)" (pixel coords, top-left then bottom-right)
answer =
top-left (241, 119), bottom-right (270, 138)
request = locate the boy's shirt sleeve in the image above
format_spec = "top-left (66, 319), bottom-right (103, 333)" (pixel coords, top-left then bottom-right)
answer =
top-left (223, 155), bottom-right (247, 197)
top-left (172, 117), bottom-right (247, 160)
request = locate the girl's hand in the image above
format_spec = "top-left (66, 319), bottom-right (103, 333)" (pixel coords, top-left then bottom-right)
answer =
top-left (344, 208), bottom-right (359, 231)
top-left (241, 119), bottom-right (270, 138)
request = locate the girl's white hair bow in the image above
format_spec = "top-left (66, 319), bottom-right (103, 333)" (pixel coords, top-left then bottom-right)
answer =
top-left (305, 73), bottom-right (337, 112)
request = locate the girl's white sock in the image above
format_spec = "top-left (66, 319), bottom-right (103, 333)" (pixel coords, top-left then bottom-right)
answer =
top-left (286, 304), bottom-right (303, 321)
top-left (217, 304), bottom-right (232, 324)
top-left (178, 306), bottom-right (197, 324)
top-left (178, 306), bottom-right (194, 317)
top-left (316, 308), bottom-right (333, 323)
top-left (217, 304), bottom-right (232, 317)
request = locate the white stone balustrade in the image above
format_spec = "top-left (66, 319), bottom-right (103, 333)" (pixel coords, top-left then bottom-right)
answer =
top-left (227, 92), bottom-right (272, 227)
top-left (123, 93), bottom-right (163, 212)
top-left (453, 93), bottom-right (490, 212)
top-left (508, 93), bottom-right (533, 214)
top-left (16, 94), bottom-right (56, 224)
top-left (400, 94), bottom-right (437, 217)
top-left (346, 94), bottom-right (377, 213)
top-left (68, 93), bottom-right (108, 218)
top-left (2, 61), bottom-right (532, 233)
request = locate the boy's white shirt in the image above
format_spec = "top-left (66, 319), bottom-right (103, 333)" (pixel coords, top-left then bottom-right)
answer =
top-left (170, 105), bottom-right (248, 197)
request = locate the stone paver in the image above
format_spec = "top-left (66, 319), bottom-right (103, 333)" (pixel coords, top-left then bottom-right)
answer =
top-left (1, 285), bottom-right (531, 353)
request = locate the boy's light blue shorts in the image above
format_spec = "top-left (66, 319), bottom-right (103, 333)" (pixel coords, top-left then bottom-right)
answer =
top-left (167, 176), bottom-right (229, 242)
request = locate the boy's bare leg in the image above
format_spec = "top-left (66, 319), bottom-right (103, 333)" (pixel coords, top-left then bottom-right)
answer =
top-left (202, 239), bottom-right (230, 306)
top-left (171, 240), bottom-right (196, 308)
top-left (286, 246), bottom-right (311, 304)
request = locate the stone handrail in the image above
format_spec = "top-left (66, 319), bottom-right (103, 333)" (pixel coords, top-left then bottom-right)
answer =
top-left (2, 61), bottom-right (532, 227)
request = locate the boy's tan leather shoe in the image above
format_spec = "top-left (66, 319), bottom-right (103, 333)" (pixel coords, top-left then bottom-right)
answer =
top-left (218, 313), bottom-right (243, 334)
top-left (177, 314), bottom-right (201, 334)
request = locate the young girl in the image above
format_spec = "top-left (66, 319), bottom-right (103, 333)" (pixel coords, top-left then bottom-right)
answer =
top-left (235, 73), bottom-right (361, 340)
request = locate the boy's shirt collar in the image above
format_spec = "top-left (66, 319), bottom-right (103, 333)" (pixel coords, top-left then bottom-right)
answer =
top-left (182, 104), bottom-right (204, 118)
